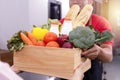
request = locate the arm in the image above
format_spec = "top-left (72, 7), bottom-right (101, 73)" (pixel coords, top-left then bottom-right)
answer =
top-left (98, 44), bottom-right (113, 62)
top-left (0, 61), bottom-right (23, 80)
top-left (82, 44), bottom-right (113, 63)
top-left (86, 14), bottom-right (113, 62)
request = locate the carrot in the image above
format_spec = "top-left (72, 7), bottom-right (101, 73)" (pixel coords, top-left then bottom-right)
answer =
top-left (20, 32), bottom-right (33, 45)
top-left (27, 32), bottom-right (37, 45)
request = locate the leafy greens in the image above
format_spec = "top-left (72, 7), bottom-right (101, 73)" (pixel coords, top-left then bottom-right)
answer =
top-left (69, 25), bottom-right (114, 49)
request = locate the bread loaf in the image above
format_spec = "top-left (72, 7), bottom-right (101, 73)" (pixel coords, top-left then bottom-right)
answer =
top-left (65, 4), bottom-right (80, 22)
top-left (73, 4), bottom-right (93, 29)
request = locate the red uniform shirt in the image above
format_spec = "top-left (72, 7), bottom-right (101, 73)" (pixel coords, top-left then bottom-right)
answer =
top-left (90, 14), bottom-right (113, 45)
top-left (60, 14), bottom-right (113, 46)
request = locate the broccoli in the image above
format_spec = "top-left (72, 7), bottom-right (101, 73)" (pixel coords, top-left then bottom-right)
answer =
top-left (69, 26), bottom-right (113, 49)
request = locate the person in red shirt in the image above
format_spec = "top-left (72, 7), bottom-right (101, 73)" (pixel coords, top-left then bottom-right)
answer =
top-left (59, 0), bottom-right (113, 80)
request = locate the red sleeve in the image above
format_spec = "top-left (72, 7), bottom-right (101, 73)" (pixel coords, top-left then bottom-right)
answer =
top-left (92, 14), bottom-right (114, 46)
top-left (103, 40), bottom-right (114, 46)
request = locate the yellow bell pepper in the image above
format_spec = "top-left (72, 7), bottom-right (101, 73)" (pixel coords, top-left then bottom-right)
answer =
top-left (32, 27), bottom-right (48, 41)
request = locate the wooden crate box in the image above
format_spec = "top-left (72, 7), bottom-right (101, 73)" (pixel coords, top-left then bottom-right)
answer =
top-left (13, 46), bottom-right (91, 79)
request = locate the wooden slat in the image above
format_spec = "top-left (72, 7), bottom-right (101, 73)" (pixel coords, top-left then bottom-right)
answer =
top-left (13, 46), bottom-right (91, 79)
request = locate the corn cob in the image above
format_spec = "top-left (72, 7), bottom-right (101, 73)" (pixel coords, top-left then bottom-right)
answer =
top-left (72, 4), bottom-right (93, 29)
top-left (65, 4), bottom-right (80, 21)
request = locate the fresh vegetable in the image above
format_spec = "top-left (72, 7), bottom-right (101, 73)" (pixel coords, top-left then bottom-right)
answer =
top-left (7, 31), bottom-right (25, 52)
top-left (69, 26), bottom-right (114, 49)
top-left (32, 26), bottom-right (48, 41)
top-left (41, 24), bottom-right (50, 30)
top-left (46, 41), bottom-right (60, 48)
top-left (32, 26), bottom-right (41, 40)
top-left (62, 42), bottom-right (73, 48)
top-left (95, 30), bottom-right (114, 45)
top-left (44, 32), bottom-right (58, 43)
top-left (69, 27), bottom-right (95, 49)
top-left (57, 34), bottom-right (69, 47)
top-left (89, 25), bottom-right (114, 45)
top-left (20, 32), bottom-right (33, 45)
top-left (40, 29), bottom-right (49, 40)
top-left (36, 41), bottom-right (45, 46)
top-left (27, 32), bottom-right (37, 45)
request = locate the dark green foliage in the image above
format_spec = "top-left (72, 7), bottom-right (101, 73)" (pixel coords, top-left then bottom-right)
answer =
top-left (95, 30), bottom-right (114, 45)
top-left (69, 27), bottom-right (95, 49)
top-left (69, 25), bottom-right (114, 49)
top-left (7, 31), bottom-right (26, 52)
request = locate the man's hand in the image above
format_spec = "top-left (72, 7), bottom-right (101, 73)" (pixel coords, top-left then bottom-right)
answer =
top-left (82, 44), bottom-right (101, 60)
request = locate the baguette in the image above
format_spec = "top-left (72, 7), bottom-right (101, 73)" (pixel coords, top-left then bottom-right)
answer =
top-left (73, 4), bottom-right (93, 29)
top-left (65, 4), bottom-right (80, 22)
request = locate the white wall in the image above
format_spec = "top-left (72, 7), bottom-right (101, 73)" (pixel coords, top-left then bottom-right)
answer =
top-left (0, 0), bottom-right (48, 49)
top-left (29, 0), bottom-right (48, 28)
top-left (57, 0), bottom-right (69, 18)
top-left (0, 0), bottom-right (49, 80)
top-left (0, 0), bottom-right (29, 49)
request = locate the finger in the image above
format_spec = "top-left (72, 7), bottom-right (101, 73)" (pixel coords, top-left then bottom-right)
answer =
top-left (82, 44), bottom-right (99, 55)
top-left (82, 47), bottom-right (97, 55)
top-left (84, 52), bottom-right (98, 60)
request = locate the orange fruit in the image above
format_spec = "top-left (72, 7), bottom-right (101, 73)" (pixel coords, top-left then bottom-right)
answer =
top-left (46, 41), bottom-right (60, 48)
top-left (44, 32), bottom-right (58, 43)
top-left (35, 41), bottom-right (45, 46)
